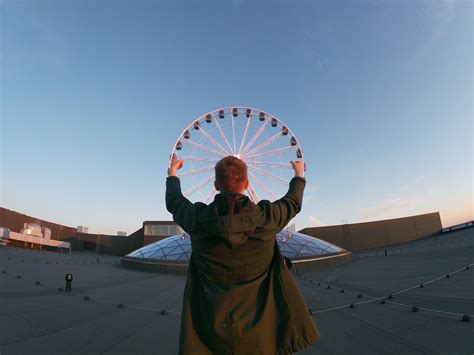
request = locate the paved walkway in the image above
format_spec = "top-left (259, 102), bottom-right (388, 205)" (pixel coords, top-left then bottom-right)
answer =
top-left (1, 229), bottom-right (473, 354)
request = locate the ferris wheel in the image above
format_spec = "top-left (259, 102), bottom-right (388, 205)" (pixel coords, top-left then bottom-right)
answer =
top-left (169, 107), bottom-right (304, 204)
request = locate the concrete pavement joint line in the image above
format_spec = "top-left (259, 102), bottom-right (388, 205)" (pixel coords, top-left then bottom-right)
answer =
top-left (301, 261), bottom-right (473, 316)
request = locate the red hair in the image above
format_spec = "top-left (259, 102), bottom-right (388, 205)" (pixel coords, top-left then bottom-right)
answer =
top-left (215, 156), bottom-right (248, 193)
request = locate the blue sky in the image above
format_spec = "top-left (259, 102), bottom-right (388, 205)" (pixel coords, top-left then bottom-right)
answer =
top-left (1, 0), bottom-right (472, 234)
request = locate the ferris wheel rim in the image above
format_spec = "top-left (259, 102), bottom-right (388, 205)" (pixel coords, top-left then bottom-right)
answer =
top-left (169, 106), bottom-right (304, 164)
top-left (169, 106), bottom-right (305, 203)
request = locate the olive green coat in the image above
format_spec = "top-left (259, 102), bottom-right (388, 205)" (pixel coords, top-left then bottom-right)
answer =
top-left (166, 176), bottom-right (320, 354)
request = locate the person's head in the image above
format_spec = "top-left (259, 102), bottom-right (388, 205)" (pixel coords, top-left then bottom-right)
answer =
top-left (214, 156), bottom-right (249, 193)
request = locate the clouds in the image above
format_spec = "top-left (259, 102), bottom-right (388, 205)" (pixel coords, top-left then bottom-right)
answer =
top-left (357, 174), bottom-right (430, 222)
top-left (359, 195), bottom-right (424, 222)
top-left (416, 0), bottom-right (457, 59)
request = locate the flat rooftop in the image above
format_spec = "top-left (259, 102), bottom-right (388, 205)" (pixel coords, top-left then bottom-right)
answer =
top-left (1, 228), bottom-right (473, 354)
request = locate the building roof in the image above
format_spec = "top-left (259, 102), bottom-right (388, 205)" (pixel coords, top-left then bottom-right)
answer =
top-left (0, 228), bottom-right (472, 354)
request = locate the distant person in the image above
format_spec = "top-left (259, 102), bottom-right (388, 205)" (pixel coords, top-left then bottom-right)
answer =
top-left (65, 273), bottom-right (73, 292)
top-left (166, 155), bottom-right (320, 354)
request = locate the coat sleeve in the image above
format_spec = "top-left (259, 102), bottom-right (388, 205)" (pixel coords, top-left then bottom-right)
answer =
top-left (258, 176), bottom-right (306, 232)
top-left (165, 176), bottom-right (204, 233)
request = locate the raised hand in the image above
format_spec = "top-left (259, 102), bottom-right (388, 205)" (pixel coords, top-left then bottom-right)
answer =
top-left (169, 155), bottom-right (184, 176)
top-left (290, 160), bottom-right (305, 178)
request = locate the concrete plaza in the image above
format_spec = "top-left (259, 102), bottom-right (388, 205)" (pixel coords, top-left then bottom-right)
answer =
top-left (1, 228), bottom-right (473, 354)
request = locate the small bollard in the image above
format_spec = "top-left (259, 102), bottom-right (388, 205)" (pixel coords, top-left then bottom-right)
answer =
top-left (340, 289), bottom-right (345, 293)
top-left (349, 303), bottom-right (355, 309)
top-left (118, 303), bottom-right (125, 309)
top-left (412, 306), bottom-right (419, 312)
top-left (461, 314), bottom-right (470, 322)
top-left (380, 299), bottom-right (386, 304)
top-left (358, 294), bottom-right (363, 298)
top-left (161, 310), bottom-right (168, 316)
top-left (35, 281), bottom-right (41, 285)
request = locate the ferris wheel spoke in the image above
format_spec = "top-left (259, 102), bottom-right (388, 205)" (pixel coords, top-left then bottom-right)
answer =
top-left (198, 126), bottom-right (232, 156)
top-left (178, 156), bottom-right (220, 163)
top-left (244, 131), bottom-right (284, 157)
top-left (231, 116), bottom-right (237, 152)
top-left (245, 146), bottom-right (295, 160)
top-left (184, 139), bottom-right (227, 157)
top-left (184, 175), bottom-right (214, 197)
top-left (246, 181), bottom-right (260, 203)
top-left (172, 107), bottom-right (302, 204)
top-left (248, 171), bottom-right (278, 201)
top-left (238, 116), bottom-right (251, 154)
top-left (246, 161), bottom-right (292, 169)
top-left (203, 186), bottom-right (216, 204)
top-left (212, 112), bottom-right (235, 154)
top-left (178, 165), bottom-right (214, 178)
top-left (248, 165), bottom-right (290, 185)
top-left (241, 119), bottom-right (271, 155)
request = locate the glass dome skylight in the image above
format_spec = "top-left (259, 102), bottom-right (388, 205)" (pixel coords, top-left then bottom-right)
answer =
top-left (126, 230), bottom-right (345, 262)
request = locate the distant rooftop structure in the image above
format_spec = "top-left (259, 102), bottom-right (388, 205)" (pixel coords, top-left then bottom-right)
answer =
top-left (77, 226), bottom-right (88, 233)
top-left (1, 222), bottom-right (70, 252)
top-left (142, 221), bottom-right (183, 246)
top-left (117, 231), bottom-right (127, 237)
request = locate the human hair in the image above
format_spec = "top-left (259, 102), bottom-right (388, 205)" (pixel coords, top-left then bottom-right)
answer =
top-left (215, 156), bottom-right (248, 193)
